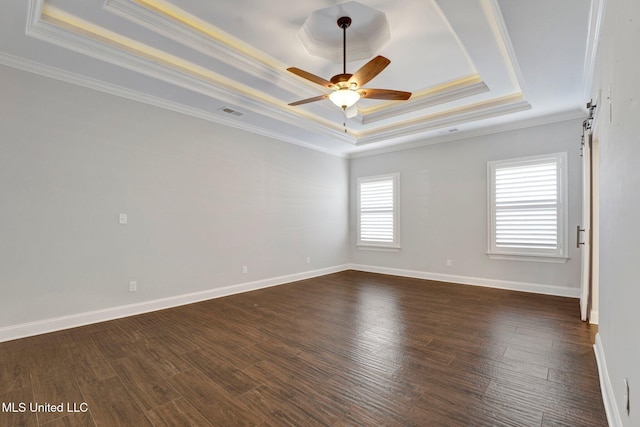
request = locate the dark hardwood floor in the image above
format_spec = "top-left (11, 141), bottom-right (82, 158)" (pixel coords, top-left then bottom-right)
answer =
top-left (0, 271), bottom-right (607, 426)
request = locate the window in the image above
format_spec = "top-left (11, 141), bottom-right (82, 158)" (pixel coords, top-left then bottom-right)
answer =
top-left (487, 153), bottom-right (568, 262)
top-left (357, 173), bottom-right (400, 250)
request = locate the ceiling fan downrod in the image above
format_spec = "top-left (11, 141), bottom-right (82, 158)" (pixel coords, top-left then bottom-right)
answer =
top-left (337, 16), bottom-right (351, 75)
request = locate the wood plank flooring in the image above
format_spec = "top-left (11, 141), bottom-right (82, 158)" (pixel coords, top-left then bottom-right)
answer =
top-left (0, 271), bottom-right (607, 426)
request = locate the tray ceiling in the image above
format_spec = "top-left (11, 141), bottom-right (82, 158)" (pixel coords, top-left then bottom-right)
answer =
top-left (0, 0), bottom-right (592, 156)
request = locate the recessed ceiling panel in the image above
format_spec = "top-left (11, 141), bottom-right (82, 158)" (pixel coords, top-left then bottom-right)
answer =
top-left (0, 0), bottom-right (591, 156)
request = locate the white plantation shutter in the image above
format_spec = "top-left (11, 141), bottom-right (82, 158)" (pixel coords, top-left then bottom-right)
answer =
top-left (488, 153), bottom-right (568, 260)
top-left (360, 180), bottom-right (394, 243)
top-left (357, 174), bottom-right (399, 248)
top-left (495, 162), bottom-right (558, 249)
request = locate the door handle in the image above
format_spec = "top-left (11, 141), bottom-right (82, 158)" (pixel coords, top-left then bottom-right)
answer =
top-left (577, 225), bottom-right (585, 248)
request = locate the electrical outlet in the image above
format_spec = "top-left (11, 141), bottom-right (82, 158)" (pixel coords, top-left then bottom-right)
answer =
top-left (242, 266), bottom-right (248, 274)
top-left (129, 281), bottom-right (137, 292)
top-left (306, 257), bottom-right (311, 264)
top-left (446, 259), bottom-right (453, 267)
top-left (119, 213), bottom-right (128, 224)
top-left (624, 378), bottom-right (630, 416)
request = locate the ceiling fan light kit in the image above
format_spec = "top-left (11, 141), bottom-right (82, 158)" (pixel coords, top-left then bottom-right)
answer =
top-left (287, 15), bottom-right (411, 114)
top-left (329, 88), bottom-right (361, 110)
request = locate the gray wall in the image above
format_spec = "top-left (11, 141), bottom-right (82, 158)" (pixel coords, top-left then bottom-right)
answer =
top-left (350, 119), bottom-right (584, 292)
top-left (0, 64), bottom-right (349, 327)
top-left (590, 0), bottom-right (640, 424)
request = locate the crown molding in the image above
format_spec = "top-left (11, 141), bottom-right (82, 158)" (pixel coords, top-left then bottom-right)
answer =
top-left (106, 0), bottom-right (379, 121)
top-left (348, 108), bottom-right (585, 158)
top-left (26, 0), bottom-right (44, 26)
top-left (358, 76), bottom-right (488, 124)
top-left (29, 2), bottom-right (519, 149)
top-left (485, 0), bottom-right (528, 97)
top-left (583, 0), bottom-right (607, 100)
top-left (15, 0), bottom-right (585, 156)
top-left (104, 0), bottom-right (518, 131)
top-left (345, 0), bottom-right (531, 137)
top-left (0, 52), bottom-right (347, 158)
top-left (26, 2), bottom-right (356, 146)
top-left (104, 0), bottom-right (318, 98)
top-left (355, 94), bottom-right (531, 145)
top-left (0, 49), bottom-right (584, 161)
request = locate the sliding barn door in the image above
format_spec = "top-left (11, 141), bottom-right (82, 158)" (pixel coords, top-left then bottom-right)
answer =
top-left (579, 131), bottom-right (592, 321)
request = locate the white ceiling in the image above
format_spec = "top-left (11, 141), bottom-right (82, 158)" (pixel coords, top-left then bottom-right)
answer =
top-left (0, 0), bottom-right (593, 156)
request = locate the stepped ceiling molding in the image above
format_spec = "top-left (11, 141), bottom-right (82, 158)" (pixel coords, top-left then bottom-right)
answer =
top-left (0, 0), bottom-right (592, 156)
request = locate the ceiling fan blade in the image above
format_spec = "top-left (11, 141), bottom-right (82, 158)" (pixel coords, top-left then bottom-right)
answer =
top-left (358, 88), bottom-right (412, 100)
top-left (348, 56), bottom-right (391, 88)
top-left (288, 94), bottom-right (329, 106)
top-left (287, 67), bottom-right (334, 88)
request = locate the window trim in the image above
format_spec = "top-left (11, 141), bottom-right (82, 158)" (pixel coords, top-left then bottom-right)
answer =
top-left (356, 173), bottom-right (400, 251)
top-left (487, 153), bottom-right (569, 263)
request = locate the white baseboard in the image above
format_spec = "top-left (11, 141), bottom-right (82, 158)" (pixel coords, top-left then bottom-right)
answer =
top-left (590, 309), bottom-right (599, 325)
top-left (348, 264), bottom-right (581, 298)
top-left (0, 265), bottom-right (350, 343)
top-left (0, 264), bottom-right (581, 343)
top-left (594, 333), bottom-right (623, 427)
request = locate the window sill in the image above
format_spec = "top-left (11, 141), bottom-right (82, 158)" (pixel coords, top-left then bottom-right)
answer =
top-left (357, 245), bottom-right (401, 253)
top-left (487, 252), bottom-right (569, 263)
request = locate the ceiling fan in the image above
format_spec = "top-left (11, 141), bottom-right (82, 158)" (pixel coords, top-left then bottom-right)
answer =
top-left (287, 16), bottom-right (411, 112)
